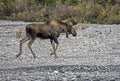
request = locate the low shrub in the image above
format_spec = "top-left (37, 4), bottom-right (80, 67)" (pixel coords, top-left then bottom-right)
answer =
top-left (0, 0), bottom-right (120, 24)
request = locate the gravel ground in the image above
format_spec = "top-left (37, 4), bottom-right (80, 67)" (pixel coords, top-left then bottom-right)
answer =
top-left (0, 20), bottom-right (120, 81)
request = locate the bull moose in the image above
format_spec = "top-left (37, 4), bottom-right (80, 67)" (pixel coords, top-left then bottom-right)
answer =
top-left (16, 19), bottom-right (77, 58)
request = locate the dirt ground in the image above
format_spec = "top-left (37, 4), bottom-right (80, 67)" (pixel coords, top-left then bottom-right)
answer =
top-left (0, 20), bottom-right (120, 81)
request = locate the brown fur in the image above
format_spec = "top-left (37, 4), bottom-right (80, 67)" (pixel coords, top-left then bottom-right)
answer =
top-left (16, 19), bottom-right (77, 58)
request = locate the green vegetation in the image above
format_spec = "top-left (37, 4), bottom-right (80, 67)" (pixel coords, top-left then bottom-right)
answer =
top-left (0, 0), bottom-right (120, 24)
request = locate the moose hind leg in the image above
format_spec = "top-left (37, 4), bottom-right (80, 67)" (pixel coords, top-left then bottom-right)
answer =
top-left (16, 37), bottom-right (30, 58)
top-left (28, 39), bottom-right (36, 58)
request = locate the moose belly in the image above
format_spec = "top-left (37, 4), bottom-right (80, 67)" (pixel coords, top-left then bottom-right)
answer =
top-left (37, 33), bottom-right (51, 39)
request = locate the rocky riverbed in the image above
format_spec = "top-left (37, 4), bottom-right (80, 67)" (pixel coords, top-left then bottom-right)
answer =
top-left (0, 20), bottom-right (120, 81)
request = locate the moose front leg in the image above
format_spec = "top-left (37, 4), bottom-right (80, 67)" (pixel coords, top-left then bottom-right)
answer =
top-left (28, 38), bottom-right (37, 58)
top-left (50, 38), bottom-right (59, 58)
top-left (66, 32), bottom-right (69, 38)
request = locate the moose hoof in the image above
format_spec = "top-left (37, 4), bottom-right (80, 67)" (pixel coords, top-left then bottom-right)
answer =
top-left (50, 52), bottom-right (55, 56)
top-left (55, 55), bottom-right (58, 58)
top-left (16, 53), bottom-right (21, 58)
top-left (33, 56), bottom-right (37, 58)
top-left (50, 52), bottom-right (58, 58)
top-left (66, 35), bottom-right (69, 38)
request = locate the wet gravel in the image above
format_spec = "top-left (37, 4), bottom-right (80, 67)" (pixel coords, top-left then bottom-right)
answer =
top-left (0, 20), bottom-right (120, 81)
